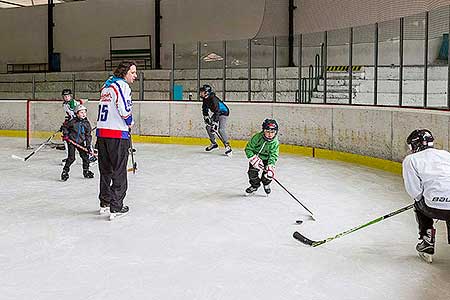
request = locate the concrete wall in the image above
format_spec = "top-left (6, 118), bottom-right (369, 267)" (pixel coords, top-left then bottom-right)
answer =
top-left (2, 100), bottom-right (450, 163)
top-left (0, 0), bottom-right (155, 73)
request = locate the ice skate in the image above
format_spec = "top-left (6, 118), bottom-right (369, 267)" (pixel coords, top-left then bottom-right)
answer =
top-left (83, 170), bottom-right (94, 179)
top-left (224, 145), bottom-right (232, 157)
top-left (61, 170), bottom-right (69, 181)
top-left (109, 206), bottom-right (129, 221)
top-left (205, 143), bottom-right (218, 152)
top-left (99, 206), bottom-right (110, 215)
top-left (263, 184), bottom-right (271, 196)
top-left (416, 229), bottom-right (435, 263)
top-left (245, 186), bottom-right (259, 196)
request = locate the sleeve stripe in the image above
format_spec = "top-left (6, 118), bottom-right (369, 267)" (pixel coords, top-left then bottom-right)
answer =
top-left (114, 82), bottom-right (132, 113)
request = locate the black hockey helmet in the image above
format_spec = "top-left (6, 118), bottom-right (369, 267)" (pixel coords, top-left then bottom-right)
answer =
top-left (262, 119), bottom-right (278, 141)
top-left (406, 129), bottom-right (434, 153)
top-left (62, 89), bottom-right (72, 96)
top-left (199, 84), bottom-right (213, 98)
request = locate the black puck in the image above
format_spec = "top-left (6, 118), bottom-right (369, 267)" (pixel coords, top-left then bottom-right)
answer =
top-left (295, 220), bottom-right (303, 224)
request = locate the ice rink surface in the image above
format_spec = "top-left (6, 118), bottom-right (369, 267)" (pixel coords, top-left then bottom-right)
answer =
top-left (1, 137), bottom-right (449, 300)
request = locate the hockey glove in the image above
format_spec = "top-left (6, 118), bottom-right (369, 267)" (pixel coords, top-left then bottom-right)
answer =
top-left (203, 115), bottom-right (211, 125)
top-left (249, 155), bottom-right (264, 170)
top-left (264, 165), bottom-right (275, 179)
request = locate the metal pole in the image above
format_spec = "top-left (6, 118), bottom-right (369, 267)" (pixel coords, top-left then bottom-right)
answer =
top-left (170, 43), bottom-right (175, 100)
top-left (154, 0), bottom-right (161, 69)
top-left (32, 75), bottom-right (36, 100)
top-left (298, 34), bottom-right (302, 103)
top-left (424, 11), bottom-right (429, 108)
top-left (374, 23), bottom-right (379, 105)
top-left (273, 36), bottom-right (277, 102)
top-left (47, 0), bottom-right (54, 72)
top-left (349, 27), bottom-right (353, 105)
top-left (323, 31), bottom-right (328, 104)
top-left (223, 40), bottom-right (227, 101)
top-left (139, 71), bottom-right (144, 101)
top-left (197, 41), bottom-right (201, 101)
top-left (248, 39), bottom-right (252, 101)
top-left (288, 0), bottom-right (295, 67)
top-left (72, 73), bottom-right (76, 98)
top-left (399, 18), bottom-right (404, 107)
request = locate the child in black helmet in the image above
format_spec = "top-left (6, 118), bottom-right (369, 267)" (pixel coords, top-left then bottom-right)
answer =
top-left (200, 84), bottom-right (232, 156)
top-left (244, 119), bottom-right (279, 196)
top-left (402, 129), bottom-right (450, 262)
top-left (60, 104), bottom-right (94, 181)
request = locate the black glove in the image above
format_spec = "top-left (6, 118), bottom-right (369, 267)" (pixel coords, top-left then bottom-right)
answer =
top-left (203, 115), bottom-right (211, 125)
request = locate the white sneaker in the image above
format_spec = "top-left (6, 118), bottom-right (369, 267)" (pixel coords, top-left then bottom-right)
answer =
top-left (99, 206), bottom-right (110, 215)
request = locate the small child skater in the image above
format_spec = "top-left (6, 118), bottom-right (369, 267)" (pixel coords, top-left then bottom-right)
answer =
top-left (61, 89), bottom-right (87, 163)
top-left (244, 119), bottom-right (279, 196)
top-left (60, 104), bottom-right (94, 181)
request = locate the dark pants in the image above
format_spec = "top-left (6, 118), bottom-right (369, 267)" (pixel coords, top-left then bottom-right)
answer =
top-left (415, 198), bottom-right (450, 243)
top-left (63, 143), bottom-right (89, 172)
top-left (97, 137), bottom-right (130, 212)
top-left (248, 162), bottom-right (272, 188)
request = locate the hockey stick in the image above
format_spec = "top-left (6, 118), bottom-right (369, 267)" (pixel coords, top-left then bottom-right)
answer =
top-left (129, 129), bottom-right (137, 174)
top-left (273, 177), bottom-right (315, 220)
top-left (12, 130), bottom-right (60, 161)
top-left (293, 203), bottom-right (414, 247)
top-left (65, 138), bottom-right (96, 156)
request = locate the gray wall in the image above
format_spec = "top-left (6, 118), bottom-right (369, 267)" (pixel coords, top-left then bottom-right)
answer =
top-left (2, 100), bottom-right (450, 163)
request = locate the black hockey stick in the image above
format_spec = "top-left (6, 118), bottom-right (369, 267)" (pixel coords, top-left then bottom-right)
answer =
top-left (293, 203), bottom-right (414, 247)
top-left (12, 130), bottom-right (60, 161)
top-left (273, 177), bottom-right (315, 220)
top-left (128, 129), bottom-right (137, 174)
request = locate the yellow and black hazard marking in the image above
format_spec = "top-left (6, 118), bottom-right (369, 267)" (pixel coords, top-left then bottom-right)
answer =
top-left (327, 66), bottom-right (363, 72)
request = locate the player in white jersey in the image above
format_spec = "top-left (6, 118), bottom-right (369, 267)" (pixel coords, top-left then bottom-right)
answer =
top-left (402, 129), bottom-right (450, 261)
top-left (96, 60), bottom-right (137, 220)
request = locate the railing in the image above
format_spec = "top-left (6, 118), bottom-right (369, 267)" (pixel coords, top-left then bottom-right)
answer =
top-left (7, 63), bottom-right (48, 74)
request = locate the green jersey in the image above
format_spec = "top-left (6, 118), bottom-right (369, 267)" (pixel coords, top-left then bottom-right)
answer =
top-left (245, 131), bottom-right (279, 166)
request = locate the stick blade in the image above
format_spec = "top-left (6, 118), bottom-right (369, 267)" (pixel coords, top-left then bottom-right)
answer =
top-left (11, 154), bottom-right (25, 161)
top-left (293, 231), bottom-right (315, 246)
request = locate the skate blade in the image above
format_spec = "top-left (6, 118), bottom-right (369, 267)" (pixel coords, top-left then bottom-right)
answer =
top-left (245, 192), bottom-right (255, 197)
top-left (418, 252), bottom-right (433, 263)
top-left (109, 211), bottom-right (129, 221)
top-left (225, 152), bottom-right (232, 158)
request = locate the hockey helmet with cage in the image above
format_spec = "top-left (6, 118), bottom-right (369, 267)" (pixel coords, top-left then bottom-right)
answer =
top-left (62, 89), bottom-right (72, 96)
top-left (199, 84), bottom-right (213, 98)
top-left (75, 104), bottom-right (87, 114)
top-left (406, 129), bottom-right (434, 153)
top-left (262, 119), bottom-right (279, 141)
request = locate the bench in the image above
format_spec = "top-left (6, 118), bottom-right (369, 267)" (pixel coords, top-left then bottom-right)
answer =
top-left (7, 63), bottom-right (48, 74)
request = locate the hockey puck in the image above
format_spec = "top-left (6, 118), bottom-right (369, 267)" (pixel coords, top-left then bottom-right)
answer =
top-left (295, 220), bottom-right (303, 224)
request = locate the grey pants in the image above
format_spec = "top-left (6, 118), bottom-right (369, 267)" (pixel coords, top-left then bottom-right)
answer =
top-left (206, 115), bottom-right (229, 145)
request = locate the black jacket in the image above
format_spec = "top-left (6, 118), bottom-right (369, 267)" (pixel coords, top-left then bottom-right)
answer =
top-left (202, 93), bottom-right (230, 122)
top-left (62, 117), bottom-right (92, 148)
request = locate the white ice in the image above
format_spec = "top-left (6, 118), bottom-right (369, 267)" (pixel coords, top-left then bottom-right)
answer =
top-left (0, 137), bottom-right (449, 300)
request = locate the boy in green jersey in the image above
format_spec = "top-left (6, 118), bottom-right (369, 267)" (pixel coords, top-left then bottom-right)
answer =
top-left (244, 119), bottom-right (279, 195)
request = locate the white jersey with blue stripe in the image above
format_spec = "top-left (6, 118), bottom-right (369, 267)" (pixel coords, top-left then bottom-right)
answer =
top-left (96, 78), bottom-right (133, 139)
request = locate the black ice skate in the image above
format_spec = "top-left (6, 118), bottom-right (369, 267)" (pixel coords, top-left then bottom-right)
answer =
top-left (83, 170), bottom-right (94, 179)
top-left (205, 143), bottom-right (218, 151)
top-left (245, 186), bottom-right (259, 196)
top-left (109, 206), bottom-right (129, 221)
top-left (263, 184), bottom-right (271, 195)
top-left (61, 170), bottom-right (69, 181)
top-left (417, 228), bottom-right (435, 263)
top-left (224, 145), bottom-right (233, 157)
